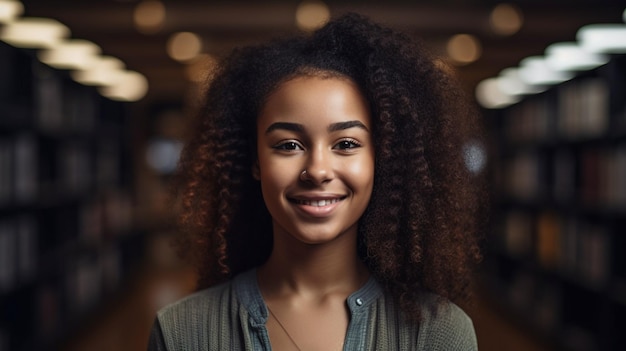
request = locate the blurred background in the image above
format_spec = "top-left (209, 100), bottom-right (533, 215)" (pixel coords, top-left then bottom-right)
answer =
top-left (1, 0), bottom-right (625, 350)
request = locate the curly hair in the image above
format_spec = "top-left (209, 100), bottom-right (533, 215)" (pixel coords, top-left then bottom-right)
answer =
top-left (174, 13), bottom-right (483, 320)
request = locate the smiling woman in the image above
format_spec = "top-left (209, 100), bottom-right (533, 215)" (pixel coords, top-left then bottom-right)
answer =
top-left (148, 13), bottom-right (484, 351)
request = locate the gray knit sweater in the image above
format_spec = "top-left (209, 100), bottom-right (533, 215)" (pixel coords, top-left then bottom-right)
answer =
top-left (148, 269), bottom-right (477, 350)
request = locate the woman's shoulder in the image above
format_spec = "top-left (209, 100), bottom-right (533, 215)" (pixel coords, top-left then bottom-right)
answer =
top-left (150, 279), bottom-right (249, 350)
top-left (156, 280), bottom-right (234, 324)
top-left (418, 292), bottom-right (473, 325)
top-left (415, 292), bottom-right (478, 350)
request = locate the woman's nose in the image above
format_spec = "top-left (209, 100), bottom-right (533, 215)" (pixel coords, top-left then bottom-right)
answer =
top-left (301, 146), bottom-right (334, 184)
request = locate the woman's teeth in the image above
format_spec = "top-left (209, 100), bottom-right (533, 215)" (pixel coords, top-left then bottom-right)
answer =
top-left (297, 199), bottom-right (340, 207)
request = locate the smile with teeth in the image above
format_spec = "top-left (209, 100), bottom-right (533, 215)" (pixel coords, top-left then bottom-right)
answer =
top-left (293, 198), bottom-right (343, 207)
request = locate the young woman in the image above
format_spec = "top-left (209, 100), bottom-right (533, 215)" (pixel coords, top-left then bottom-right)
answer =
top-left (148, 13), bottom-right (483, 351)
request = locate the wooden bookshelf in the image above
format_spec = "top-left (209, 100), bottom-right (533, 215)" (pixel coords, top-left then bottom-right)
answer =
top-left (485, 54), bottom-right (626, 351)
top-left (0, 41), bottom-right (144, 350)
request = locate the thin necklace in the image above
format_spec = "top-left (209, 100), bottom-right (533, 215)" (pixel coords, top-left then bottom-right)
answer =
top-left (266, 306), bottom-right (345, 351)
top-left (267, 305), bottom-right (302, 351)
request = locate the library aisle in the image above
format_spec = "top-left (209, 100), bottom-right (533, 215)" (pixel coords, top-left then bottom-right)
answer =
top-left (3, 2), bottom-right (626, 350)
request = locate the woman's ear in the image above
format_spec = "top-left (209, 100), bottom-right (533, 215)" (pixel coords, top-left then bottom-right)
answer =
top-left (252, 160), bottom-right (260, 180)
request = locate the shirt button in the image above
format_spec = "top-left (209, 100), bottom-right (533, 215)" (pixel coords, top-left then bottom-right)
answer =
top-left (356, 298), bottom-right (363, 306)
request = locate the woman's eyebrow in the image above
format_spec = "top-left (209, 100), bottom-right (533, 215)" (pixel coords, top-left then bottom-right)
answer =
top-left (265, 122), bottom-right (304, 134)
top-left (328, 120), bottom-right (369, 132)
top-left (265, 120), bottom-right (369, 134)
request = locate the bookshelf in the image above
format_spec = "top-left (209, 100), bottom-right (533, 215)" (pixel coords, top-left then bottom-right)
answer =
top-left (0, 41), bottom-right (144, 350)
top-left (484, 53), bottom-right (626, 351)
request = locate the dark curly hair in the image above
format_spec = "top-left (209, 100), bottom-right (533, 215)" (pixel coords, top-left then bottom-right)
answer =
top-left (174, 13), bottom-right (483, 320)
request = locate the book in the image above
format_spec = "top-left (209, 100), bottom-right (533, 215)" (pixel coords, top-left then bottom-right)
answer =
top-left (0, 219), bottom-right (16, 294)
top-left (13, 133), bottom-right (38, 204)
top-left (536, 212), bottom-right (561, 270)
top-left (504, 211), bottom-right (533, 257)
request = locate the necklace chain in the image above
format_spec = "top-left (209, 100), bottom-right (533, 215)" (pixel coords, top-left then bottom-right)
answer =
top-left (267, 305), bottom-right (302, 351)
top-left (266, 305), bottom-right (345, 351)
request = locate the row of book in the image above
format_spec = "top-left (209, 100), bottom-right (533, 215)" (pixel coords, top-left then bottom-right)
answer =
top-left (504, 77), bottom-right (611, 143)
top-left (0, 134), bottom-right (37, 205)
top-left (1, 241), bottom-right (129, 350)
top-left (37, 245), bottom-right (124, 339)
top-left (1, 42), bottom-right (100, 135)
top-left (0, 42), bottom-right (31, 107)
top-left (33, 63), bottom-right (99, 135)
top-left (0, 134), bottom-right (122, 207)
top-left (489, 54), bottom-right (626, 351)
top-left (577, 147), bottom-right (626, 207)
top-left (491, 265), bottom-right (605, 351)
top-left (499, 210), bottom-right (612, 290)
top-left (504, 269), bottom-right (562, 332)
top-left (557, 78), bottom-right (610, 139)
top-left (501, 145), bottom-right (626, 208)
top-left (1, 39), bottom-right (139, 351)
top-left (0, 216), bottom-right (37, 296)
top-left (0, 191), bottom-right (133, 298)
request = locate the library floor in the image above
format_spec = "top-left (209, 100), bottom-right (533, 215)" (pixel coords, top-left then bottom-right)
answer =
top-left (60, 238), bottom-right (556, 351)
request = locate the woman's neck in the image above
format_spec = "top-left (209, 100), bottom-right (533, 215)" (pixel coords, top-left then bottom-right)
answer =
top-left (257, 229), bottom-right (369, 300)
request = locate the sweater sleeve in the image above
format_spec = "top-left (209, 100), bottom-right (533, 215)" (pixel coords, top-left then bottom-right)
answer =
top-left (416, 296), bottom-right (478, 350)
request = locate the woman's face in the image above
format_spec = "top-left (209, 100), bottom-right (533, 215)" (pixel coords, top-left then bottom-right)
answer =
top-left (256, 75), bottom-right (374, 245)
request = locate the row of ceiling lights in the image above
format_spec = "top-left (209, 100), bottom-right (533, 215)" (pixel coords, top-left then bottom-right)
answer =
top-left (447, 3), bottom-right (523, 66)
top-left (133, 1), bottom-right (523, 82)
top-left (0, 0), bottom-right (537, 103)
top-left (0, 0), bottom-right (148, 102)
top-left (133, 0), bottom-right (335, 85)
top-left (476, 8), bottom-right (626, 109)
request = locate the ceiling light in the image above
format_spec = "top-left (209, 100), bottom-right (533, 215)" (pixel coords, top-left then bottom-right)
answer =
top-left (475, 77), bottom-right (520, 109)
top-left (38, 39), bottom-right (101, 70)
top-left (296, 1), bottom-right (330, 31)
top-left (167, 31), bottom-right (202, 62)
top-left (446, 34), bottom-right (482, 65)
top-left (0, 17), bottom-right (69, 48)
top-left (0, 0), bottom-right (23, 23)
top-left (518, 56), bottom-right (574, 86)
top-left (497, 68), bottom-right (545, 96)
top-left (134, 0), bottom-right (166, 34)
top-left (577, 24), bottom-right (626, 54)
top-left (490, 3), bottom-right (523, 36)
top-left (71, 56), bottom-right (126, 86)
top-left (99, 70), bottom-right (149, 102)
top-left (545, 42), bottom-right (609, 72)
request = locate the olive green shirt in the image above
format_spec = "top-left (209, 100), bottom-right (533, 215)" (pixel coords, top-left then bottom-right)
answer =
top-left (148, 269), bottom-right (478, 350)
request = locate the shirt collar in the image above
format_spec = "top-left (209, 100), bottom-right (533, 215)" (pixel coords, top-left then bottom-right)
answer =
top-left (233, 268), bottom-right (383, 324)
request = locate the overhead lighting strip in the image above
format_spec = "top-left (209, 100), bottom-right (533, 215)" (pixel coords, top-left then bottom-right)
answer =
top-left (0, 0), bottom-right (148, 102)
top-left (476, 7), bottom-right (626, 109)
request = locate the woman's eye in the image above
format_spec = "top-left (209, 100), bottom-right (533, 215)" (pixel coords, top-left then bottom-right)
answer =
top-left (274, 141), bottom-right (302, 151)
top-left (334, 139), bottom-right (361, 150)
